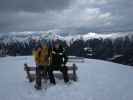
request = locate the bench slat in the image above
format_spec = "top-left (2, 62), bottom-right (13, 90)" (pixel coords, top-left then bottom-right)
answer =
top-left (24, 64), bottom-right (78, 71)
top-left (26, 73), bottom-right (75, 81)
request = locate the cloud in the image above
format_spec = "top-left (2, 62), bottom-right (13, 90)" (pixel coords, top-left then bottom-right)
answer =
top-left (0, 0), bottom-right (72, 12)
top-left (0, 0), bottom-right (133, 33)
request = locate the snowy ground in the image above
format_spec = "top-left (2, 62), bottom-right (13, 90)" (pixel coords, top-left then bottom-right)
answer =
top-left (0, 56), bottom-right (133, 100)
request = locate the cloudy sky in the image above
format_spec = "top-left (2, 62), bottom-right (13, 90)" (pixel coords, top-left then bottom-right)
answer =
top-left (0, 0), bottom-right (133, 33)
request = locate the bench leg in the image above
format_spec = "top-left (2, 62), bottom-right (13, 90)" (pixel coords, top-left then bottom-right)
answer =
top-left (24, 64), bottom-right (34, 82)
top-left (72, 64), bottom-right (78, 81)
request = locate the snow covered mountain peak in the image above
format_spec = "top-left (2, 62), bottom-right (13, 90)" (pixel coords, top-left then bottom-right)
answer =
top-left (0, 31), bottom-right (133, 44)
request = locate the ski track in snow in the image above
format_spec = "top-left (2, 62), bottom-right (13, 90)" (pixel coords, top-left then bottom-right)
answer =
top-left (0, 56), bottom-right (133, 100)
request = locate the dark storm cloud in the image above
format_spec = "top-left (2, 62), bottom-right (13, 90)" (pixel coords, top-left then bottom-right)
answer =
top-left (0, 0), bottom-right (133, 33)
top-left (0, 0), bottom-right (71, 12)
top-left (0, 0), bottom-right (73, 32)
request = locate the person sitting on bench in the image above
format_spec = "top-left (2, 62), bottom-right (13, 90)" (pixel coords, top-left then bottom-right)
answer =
top-left (34, 43), bottom-right (50, 89)
top-left (48, 40), bottom-right (69, 84)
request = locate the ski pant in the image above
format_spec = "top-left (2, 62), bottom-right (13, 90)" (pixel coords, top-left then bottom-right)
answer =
top-left (35, 65), bottom-right (47, 87)
top-left (48, 65), bottom-right (69, 84)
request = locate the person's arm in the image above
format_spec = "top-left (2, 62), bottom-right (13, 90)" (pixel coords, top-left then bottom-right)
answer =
top-left (34, 51), bottom-right (40, 66)
top-left (62, 48), bottom-right (68, 65)
top-left (63, 54), bottom-right (68, 65)
top-left (49, 50), bottom-right (52, 65)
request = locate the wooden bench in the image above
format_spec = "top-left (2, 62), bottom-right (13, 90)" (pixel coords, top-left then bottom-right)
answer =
top-left (24, 63), bottom-right (78, 83)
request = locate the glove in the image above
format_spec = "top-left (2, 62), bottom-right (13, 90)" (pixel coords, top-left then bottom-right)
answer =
top-left (61, 64), bottom-right (65, 67)
top-left (59, 53), bottom-right (63, 55)
top-left (52, 51), bottom-right (56, 54)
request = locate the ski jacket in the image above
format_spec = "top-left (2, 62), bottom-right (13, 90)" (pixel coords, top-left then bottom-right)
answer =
top-left (50, 45), bottom-right (68, 66)
top-left (34, 45), bottom-right (50, 65)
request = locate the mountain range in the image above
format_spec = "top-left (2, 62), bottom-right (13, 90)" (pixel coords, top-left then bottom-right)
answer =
top-left (0, 31), bottom-right (133, 44)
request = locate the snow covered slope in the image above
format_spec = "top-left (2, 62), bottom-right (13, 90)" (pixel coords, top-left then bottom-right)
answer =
top-left (0, 56), bottom-right (133, 100)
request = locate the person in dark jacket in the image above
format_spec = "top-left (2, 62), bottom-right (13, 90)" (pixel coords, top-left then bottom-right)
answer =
top-left (48, 40), bottom-right (69, 84)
